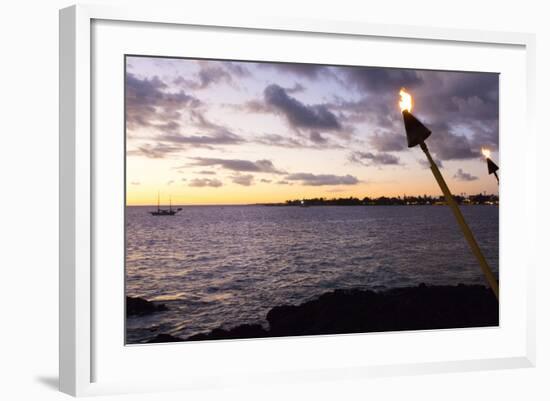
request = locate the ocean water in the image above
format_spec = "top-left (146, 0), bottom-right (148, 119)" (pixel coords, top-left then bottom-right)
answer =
top-left (125, 205), bottom-right (498, 343)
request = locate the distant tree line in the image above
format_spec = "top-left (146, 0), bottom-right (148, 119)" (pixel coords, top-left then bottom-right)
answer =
top-left (262, 194), bottom-right (499, 207)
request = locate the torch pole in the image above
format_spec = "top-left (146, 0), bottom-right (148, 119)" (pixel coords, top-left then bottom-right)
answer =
top-left (494, 171), bottom-right (500, 184)
top-left (419, 142), bottom-right (499, 299)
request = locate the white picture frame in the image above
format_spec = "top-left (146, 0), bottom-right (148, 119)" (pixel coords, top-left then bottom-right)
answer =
top-left (59, 4), bottom-right (536, 397)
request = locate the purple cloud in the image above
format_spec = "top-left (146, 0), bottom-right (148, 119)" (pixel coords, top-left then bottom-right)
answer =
top-left (349, 151), bottom-right (400, 166)
top-left (187, 157), bottom-right (285, 174)
top-left (454, 168), bottom-right (478, 181)
top-left (126, 72), bottom-right (200, 130)
top-left (188, 178), bottom-right (223, 188)
top-left (263, 84), bottom-right (342, 131)
top-left (285, 173), bottom-right (359, 186)
top-left (231, 174), bottom-right (255, 186)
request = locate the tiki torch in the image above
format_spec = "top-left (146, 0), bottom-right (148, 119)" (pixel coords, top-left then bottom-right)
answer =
top-left (399, 89), bottom-right (499, 299)
top-left (482, 148), bottom-right (499, 184)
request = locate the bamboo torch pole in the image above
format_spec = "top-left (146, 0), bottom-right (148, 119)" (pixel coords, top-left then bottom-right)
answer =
top-left (420, 141), bottom-right (499, 299)
top-left (398, 89), bottom-right (498, 300)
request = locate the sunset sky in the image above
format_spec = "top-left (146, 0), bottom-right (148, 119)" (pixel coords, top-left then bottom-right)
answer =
top-left (125, 56), bottom-right (499, 206)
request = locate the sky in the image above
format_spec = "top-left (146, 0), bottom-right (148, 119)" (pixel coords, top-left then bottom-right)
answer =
top-left (125, 56), bottom-right (499, 206)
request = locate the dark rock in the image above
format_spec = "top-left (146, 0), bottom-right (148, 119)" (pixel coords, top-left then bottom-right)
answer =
top-left (266, 284), bottom-right (498, 336)
top-left (133, 284), bottom-right (498, 343)
top-left (126, 296), bottom-right (168, 317)
top-left (180, 284), bottom-right (497, 342)
top-left (186, 324), bottom-right (268, 341)
top-left (146, 333), bottom-right (182, 343)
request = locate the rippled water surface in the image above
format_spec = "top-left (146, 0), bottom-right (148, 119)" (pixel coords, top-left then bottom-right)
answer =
top-left (126, 205), bottom-right (498, 343)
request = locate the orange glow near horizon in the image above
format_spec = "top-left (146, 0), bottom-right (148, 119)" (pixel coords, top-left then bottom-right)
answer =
top-left (125, 173), bottom-right (495, 206)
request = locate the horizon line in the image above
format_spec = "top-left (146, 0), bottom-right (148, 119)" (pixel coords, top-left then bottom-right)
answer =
top-left (127, 192), bottom-right (499, 207)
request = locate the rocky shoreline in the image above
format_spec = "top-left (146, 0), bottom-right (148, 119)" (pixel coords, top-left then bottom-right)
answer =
top-left (126, 296), bottom-right (168, 317)
top-left (134, 283), bottom-right (498, 344)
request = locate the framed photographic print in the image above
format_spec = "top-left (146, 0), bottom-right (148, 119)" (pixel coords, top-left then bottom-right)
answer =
top-left (59, 4), bottom-right (536, 397)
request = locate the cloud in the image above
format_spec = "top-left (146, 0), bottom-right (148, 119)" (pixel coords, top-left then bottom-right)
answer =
top-left (187, 157), bottom-right (285, 174)
top-left (126, 72), bottom-right (200, 130)
top-left (130, 181), bottom-right (140, 185)
top-left (286, 83), bottom-right (306, 93)
top-left (276, 180), bottom-right (292, 185)
top-left (258, 63), bottom-right (327, 79)
top-left (151, 110), bottom-right (245, 148)
top-left (174, 61), bottom-right (250, 91)
top-left (174, 62), bottom-right (231, 90)
top-left (309, 131), bottom-right (328, 144)
top-left (166, 180), bottom-right (175, 185)
top-left (426, 123), bottom-right (479, 160)
top-left (410, 71), bottom-right (499, 158)
top-left (468, 120), bottom-right (499, 151)
top-left (256, 133), bottom-right (306, 148)
top-left (224, 62), bottom-right (251, 77)
top-left (418, 75), bottom-right (499, 127)
top-left (453, 168), bottom-right (478, 182)
top-left (189, 110), bottom-right (221, 130)
top-left (127, 143), bottom-right (182, 159)
top-left (328, 97), bottom-right (401, 132)
top-left (188, 178), bottom-right (223, 188)
top-left (242, 99), bottom-right (272, 114)
top-left (231, 174), bottom-right (254, 186)
top-left (263, 84), bottom-right (342, 131)
top-left (158, 130), bottom-right (244, 146)
top-left (335, 69), bottom-right (498, 161)
top-left (139, 110), bottom-right (244, 151)
top-left (128, 129), bottom-right (240, 158)
top-left (285, 173), bottom-right (359, 186)
top-left (260, 178), bottom-right (272, 183)
top-left (346, 67), bottom-right (423, 94)
top-left (255, 133), bottom-right (342, 149)
top-left (368, 132), bottom-right (406, 152)
top-left (446, 73), bottom-right (498, 106)
top-left (418, 158), bottom-right (444, 169)
top-left (154, 121), bottom-right (180, 132)
top-left (196, 170), bottom-right (216, 175)
top-left (196, 64), bottom-right (231, 88)
top-left (349, 151), bottom-right (400, 166)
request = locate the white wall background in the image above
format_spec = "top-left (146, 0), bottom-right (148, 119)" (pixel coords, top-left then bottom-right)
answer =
top-left (0, 0), bottom-right (547, 399)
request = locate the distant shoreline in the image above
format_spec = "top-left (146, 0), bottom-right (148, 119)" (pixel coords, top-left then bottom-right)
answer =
top-left (126, 204), bottom-right (499, 208)
top-left (127, 203), bottom-right (499, 207)
top-left (126, 193), bottom-right (498, 208)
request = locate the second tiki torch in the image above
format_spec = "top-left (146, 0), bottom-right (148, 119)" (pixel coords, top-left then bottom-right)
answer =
top-left (482, 148), bottom-right (500, 184)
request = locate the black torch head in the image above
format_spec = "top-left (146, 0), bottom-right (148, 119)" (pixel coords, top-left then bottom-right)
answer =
top-left (402, 110), bottom-right (432, 148)
top-left (487, 158), bottom-right (499, 175)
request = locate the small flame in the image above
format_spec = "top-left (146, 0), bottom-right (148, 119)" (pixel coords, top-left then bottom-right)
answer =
top-left (399, 88), bottom-right (413, 113)
top-left (481, 148), bottom-right (491, 159)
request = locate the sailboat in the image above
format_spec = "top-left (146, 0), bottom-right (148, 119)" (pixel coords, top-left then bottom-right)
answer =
top-left (150, 193), bottom-right (182, 216)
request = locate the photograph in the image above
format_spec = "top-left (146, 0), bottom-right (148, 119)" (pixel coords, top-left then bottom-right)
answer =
top-left (124, 55), bottom-right (499, 344)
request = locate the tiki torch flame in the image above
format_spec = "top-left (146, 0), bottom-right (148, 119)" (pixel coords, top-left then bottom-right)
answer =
top-left (481, 148), bottom-right (491, 159)
top-left (399, 88), bottom-right (413, 113)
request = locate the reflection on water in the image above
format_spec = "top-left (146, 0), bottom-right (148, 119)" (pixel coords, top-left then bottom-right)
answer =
top-left (126, 205), bottom-right (498, 343)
